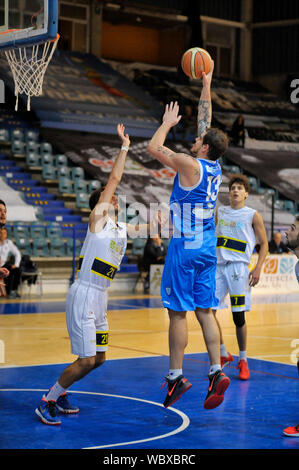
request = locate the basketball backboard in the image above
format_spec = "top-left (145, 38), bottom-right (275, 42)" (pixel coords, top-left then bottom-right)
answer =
top-left (0, 0), bottom-right (58, 50)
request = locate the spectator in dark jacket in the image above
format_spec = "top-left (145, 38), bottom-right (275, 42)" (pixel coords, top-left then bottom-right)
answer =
top-left (142, 234), bottom-right (166, 292)
top-left (268, 232), bottom-right (289, 254)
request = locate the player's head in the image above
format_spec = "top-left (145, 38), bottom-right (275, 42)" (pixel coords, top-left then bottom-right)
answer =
top-left (0, 200), bottom-right (6, 228)
top-left (228, 174), bottom-right (249, 205)
top-left (190, 128), bottom-right (228, 161)
top-left (89, 188), bottom-right (119, 213)
top-left (285, 216), bottom-right (299, 250)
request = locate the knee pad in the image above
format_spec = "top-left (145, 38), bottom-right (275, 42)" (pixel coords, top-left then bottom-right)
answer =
top-left (232, 311), bottom-right (245, 328)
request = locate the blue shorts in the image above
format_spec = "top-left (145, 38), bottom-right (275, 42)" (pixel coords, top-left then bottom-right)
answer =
top-left (161, 227), bottom-right (218, 312)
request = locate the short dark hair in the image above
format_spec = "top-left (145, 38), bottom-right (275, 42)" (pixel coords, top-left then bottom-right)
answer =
top-left (203, 128), bottom-right (228, 161)
top-left (89, 188), bottom-right (102, 211)
top-left (0, 200), bottom-right (6, 208)
top-left (228, 174), bottom-right (250, 193)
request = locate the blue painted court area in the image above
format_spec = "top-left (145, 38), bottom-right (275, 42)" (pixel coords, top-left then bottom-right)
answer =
top-left (0, 353), bottom-right (298, 450)
top-left (0, 297), bottom-right (164, 314)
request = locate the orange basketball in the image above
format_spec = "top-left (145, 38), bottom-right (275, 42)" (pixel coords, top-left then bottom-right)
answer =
top-left (181, 47), bottom-right (212, 79)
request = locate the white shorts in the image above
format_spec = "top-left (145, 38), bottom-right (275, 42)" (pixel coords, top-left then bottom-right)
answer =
top-left (212, 262), bottom-right (251, 312)
top-left (66, 280), bottom-right (109, 358)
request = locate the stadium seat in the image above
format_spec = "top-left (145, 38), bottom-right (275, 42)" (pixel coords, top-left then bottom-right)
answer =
top-left (248, 177), bottom-right (259, 192)
top-left (11, 129), bottom-right (24, 141)
top-left (30, 224), bottom-right (47, 239)
top-left (25, 130), bottom-right (39, 143)
top-left (46, 222), bottom-right (63, 238)
top-left (74, 179), bottom-right (88, 192)
top-left (26, 151), bottom-right (41, 167)
top-left (0, 129), bottom-right (10, 143)
top-left (11, 139), bottom-right (25, 155)
top-left (15, 237), bottom-right (32, 256)
top-left (42, 164), bottom-right (57, 181)
top-left (26, 141), bottom-right (39, 155)
top-left (14, 225), bottom-right (30, 239)
top-left (76, 192), bottom-right (89, 209)
top-left (32, 237), bottom-right (50, 257)
top-left (66, 238), bottom-right (82, 257)
top-left (41, 154), bottom-right (54, 166)
top-left (40, 142), bottom-right (53, 156)
top-left (89, 180), bottom-right (101, 192)
top-left (49, 237), bottom-right (66, 257)
top-left (55, 154), bottom-right (69, 168)
top-left (72, 167), bottom-right (85, 181)
top-left (58, 177), bottom-right (73, 194)
top-left (57, 167), bottom-right (71, 179)
top-left (284, 200), bottom-right (295, 213)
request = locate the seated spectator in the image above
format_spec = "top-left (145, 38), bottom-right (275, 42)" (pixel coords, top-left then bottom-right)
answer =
top-left (230, 115), bottom-right (245, 147)
top-left (268, 232), bottom-right (289, 254)
top-left (0, 227), bottom-right (22, 298)
top-left (142, 234), bottom-right (166, 292)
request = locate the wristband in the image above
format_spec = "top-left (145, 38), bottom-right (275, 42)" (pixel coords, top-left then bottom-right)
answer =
top-left (121, 145), bottom-right (129, 152)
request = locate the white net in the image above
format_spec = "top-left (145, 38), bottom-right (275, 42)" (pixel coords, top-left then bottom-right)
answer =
top-left (5, 35), bottom-right (59, 111)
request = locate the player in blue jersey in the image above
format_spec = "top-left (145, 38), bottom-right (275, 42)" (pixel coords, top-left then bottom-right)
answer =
top-left (148, 61), bottom-right (230, 409)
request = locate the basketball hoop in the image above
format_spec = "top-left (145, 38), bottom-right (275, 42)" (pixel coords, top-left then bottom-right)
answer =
top-left (4, 33), bottom-right (59, 111)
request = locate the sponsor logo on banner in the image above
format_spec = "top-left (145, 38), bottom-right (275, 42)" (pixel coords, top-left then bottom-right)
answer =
top-left (263, 258), bottom-right (279, 274)
top-left (279, 257), bottom-right (294, 274)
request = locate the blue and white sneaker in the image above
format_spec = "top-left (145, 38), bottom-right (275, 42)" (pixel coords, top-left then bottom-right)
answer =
top-left (56, 393), bottom-right (79, 414)
top-left (35, 396), bottom-right (61, 425)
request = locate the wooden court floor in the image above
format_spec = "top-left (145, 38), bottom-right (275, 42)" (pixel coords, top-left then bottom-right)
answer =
top-left (0, 292), bottom-right (298, 369)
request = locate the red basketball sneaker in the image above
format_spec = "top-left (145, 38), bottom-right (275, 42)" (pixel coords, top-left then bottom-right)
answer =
top-left (237, 359), bottom-right (250, 380)
top-left (283, 425), bottom-right (299, 437)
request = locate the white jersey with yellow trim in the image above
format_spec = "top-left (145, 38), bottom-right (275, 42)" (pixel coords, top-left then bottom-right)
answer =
top-left (216, 205), bottom-right (256, 264)
top-left (77, 217), bottom-right (127, 289)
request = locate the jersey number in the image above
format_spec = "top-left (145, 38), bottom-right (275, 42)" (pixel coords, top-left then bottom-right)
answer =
top-left (206, 175), bottom-right (221, 202)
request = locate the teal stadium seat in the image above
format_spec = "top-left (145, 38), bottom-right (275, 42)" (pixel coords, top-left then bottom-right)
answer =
top-left (11, 129), bottom-right (24, 141)
top-left (46, 222), bottom-right (63, 238)
top-left (42, 164), bottom-right (57, 181)
top-left (41, 154), bottom-right (54, 166)
top-left (76, 192), bottom-right (89, 209)
top-left (58, 177), bottom-right (73, 194)
top-left (89, 180), bottom-right (101, 192)
top-left (40, 142), bottom-right (53, 156)
top-left (32, 237), bottom-right (50, 257)
top-left (72, 167), bottom-right (85, 181)
top-left (66, 238), bottom-right (82, 257)
top-left (74, 179), bottom-right (88, 192)
top-left (26, 151), bottom-right (41, 167)
top-left (30, 224), bottom-right (47, 239)
top-left (0, 129), bottom-right (10, 143)
top-left (49, 237), bottom-right (66, 257)
top-left (57, 167), bottom-right (71, 179)
top-left (55, 154), bottom-right (69, 168)
top-left (12, 140), bottom-right (25, 155)
top-left (26, 141), bottom-right (39, 155)
top-left (25, 130), bottom-right (39, 143)
top-left (15, 237), bottom-right (32, 256)
top-left (13, 224), bottom-right (30, 239)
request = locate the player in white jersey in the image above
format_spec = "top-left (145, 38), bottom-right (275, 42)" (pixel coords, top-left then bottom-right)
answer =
top-left (35, 124), bottom-right (131, 425)
top-left (212, 174), bottom-right (268, 380)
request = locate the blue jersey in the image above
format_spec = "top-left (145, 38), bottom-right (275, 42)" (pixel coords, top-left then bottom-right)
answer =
top-left (169, 158), bottom-right (222, 239)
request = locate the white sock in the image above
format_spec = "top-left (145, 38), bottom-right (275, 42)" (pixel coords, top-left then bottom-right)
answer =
top-left (45, 381), bottom-right (66, 402)
top-left (220, 344), bottom-right (229, 357)
top-left (239, 351), bottom-right (247, 361)
top-left (168, 369), bottom-right (182, 380)
top-left (209, 364), bottom-right (221, 375)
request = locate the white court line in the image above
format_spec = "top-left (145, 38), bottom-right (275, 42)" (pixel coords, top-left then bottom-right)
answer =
top-left (0, 389), bottom-right (190, 449)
